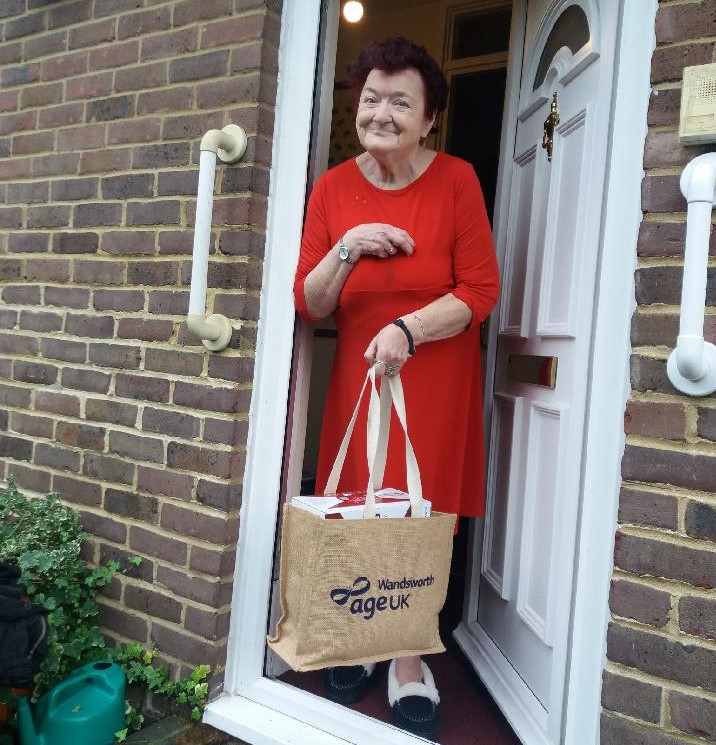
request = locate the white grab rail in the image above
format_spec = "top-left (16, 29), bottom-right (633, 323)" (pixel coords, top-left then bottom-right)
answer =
top-left (666, 153), bottom-right (716, 396)
top-left (187, 124), bottom-right (247, 351)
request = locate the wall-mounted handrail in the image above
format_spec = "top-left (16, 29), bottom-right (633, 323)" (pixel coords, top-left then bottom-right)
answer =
top-left (187, 124), bottom-right (247, 351)
top-left (666, 152), bottom-right (716, 396)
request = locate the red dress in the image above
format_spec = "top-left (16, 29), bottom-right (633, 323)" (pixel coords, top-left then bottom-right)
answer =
top-left (294, 152), bottom-right (499, 517)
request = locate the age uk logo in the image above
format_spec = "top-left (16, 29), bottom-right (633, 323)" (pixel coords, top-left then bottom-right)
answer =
top-left (329, 574), bottom-right (433, 620)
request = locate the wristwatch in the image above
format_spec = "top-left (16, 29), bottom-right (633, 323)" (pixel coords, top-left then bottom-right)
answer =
top-left (338, 236), bottom-right (357, 265)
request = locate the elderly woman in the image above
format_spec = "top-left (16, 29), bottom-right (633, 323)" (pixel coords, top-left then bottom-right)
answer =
top-left (293, 37), bottom-right (499, 738)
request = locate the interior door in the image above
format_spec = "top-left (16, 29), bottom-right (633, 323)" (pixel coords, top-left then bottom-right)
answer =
top-left (457, 2), bottom-right (619, 743)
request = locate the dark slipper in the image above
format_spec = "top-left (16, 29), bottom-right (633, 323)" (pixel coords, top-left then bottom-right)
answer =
top-left (388, 660), bottom-right (440, 741)
top-left (324, 663), bottom-right (377, 704)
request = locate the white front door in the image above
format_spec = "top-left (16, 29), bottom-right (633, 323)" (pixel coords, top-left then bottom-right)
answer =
top-left (457, 2), bottom-right (621, 744)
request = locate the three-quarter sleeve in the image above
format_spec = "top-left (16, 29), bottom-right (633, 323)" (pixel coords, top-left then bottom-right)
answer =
top-left (450, 164), bottom-right (500, 330)
top-left (293, 176), bottom-right (332, 322)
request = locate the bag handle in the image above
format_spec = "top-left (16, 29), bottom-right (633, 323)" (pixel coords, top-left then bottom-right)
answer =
top-left (366, 368), bottom-right (424, 518)
top-left (366, 365), bottom-right (391, 490)
top-left (324, 366), bottom-right (425, 519)
top-left (324, 370), bottom-right (372, 495)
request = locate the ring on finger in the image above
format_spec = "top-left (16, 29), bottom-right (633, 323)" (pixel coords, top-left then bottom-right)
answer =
top-left (374, 360), bottom-right (397, 376)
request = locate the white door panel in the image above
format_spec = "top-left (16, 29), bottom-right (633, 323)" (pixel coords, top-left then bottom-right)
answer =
top-left (501, 148), bottom-right (536, 337)
top-left (462, 2), bottom-right (621, 743)
top-left (516, 401), bottom-right (569, 651)
top-left (537, 108), bottom-right (588, 336)
top-left (482, 393), bottom-right (523, 600)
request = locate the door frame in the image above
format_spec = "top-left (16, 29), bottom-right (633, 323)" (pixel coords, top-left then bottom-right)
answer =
top-left (203, 2), bottom-right (657, 744)
top-left (455, 2), bottom-right (657, 744)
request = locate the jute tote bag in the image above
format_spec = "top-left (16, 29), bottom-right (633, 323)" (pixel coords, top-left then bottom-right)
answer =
top-left (267, 367), bottom-right (456, 671)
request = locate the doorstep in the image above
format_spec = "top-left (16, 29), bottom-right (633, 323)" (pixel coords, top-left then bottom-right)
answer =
top-left (124, 716), bottom-right (249, 744)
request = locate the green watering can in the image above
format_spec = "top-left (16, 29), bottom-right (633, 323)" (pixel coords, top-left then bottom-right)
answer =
top-left (17, 661), bottom-right (125, 745)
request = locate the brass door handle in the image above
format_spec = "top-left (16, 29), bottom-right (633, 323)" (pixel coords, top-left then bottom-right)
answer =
top-left (541, 92), bottom-right (559, 162)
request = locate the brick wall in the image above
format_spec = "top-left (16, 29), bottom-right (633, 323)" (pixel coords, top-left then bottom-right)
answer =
top-left (0, 0), bottom-right (280, 681)
top-left (4, 0), bottom-right (715, 736)
top-left (603, 1), bottom-right (716, 742)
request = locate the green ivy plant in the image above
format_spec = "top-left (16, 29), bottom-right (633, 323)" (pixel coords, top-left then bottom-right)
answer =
top-left (0, 477), bottom-right (211, 737)
top-left (110, 645), bottom-right (210, 728)
top-left (0, 477), bottom-right (115, 693)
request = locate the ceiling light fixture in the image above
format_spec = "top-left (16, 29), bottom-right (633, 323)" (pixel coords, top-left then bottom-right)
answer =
top-left (343, 1), bottom-right (364, 23)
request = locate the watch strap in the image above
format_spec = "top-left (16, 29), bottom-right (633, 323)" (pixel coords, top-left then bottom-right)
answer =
top-left (392, 318), bottom-right (415, 356)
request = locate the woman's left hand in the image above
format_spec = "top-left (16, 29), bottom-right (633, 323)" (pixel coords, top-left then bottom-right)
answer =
top-left (364, 323), bottom-right (410, 377)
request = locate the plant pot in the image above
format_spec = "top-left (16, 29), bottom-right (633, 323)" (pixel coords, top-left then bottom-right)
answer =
top-left (0, 687), bottom-right (33, 724)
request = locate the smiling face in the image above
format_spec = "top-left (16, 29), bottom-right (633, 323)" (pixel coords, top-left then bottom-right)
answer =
top-left (355, 68), bottom-right (436, 159)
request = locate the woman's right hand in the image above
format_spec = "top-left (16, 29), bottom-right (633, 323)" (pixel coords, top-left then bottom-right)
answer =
top-left (343, 223), bottom-right (415, 261)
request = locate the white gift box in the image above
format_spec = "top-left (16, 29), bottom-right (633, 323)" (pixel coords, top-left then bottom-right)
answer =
top-left (291, 487), bottom-right (431, 519)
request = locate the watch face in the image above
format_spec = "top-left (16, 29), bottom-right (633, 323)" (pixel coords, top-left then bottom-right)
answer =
top-left (339, 243), bottom-right (349, 261)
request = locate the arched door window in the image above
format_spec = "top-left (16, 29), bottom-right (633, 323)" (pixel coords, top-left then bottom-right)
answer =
top-left (533, 4), bottom-right (590, 90)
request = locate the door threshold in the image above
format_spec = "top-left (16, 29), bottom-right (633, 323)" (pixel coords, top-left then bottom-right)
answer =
top-left (454, 623), bottom-right (550, 745)
top-left (204, 678), bottom-right (426, 745)
top-left (204, 694), bottom-right (345, 745)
